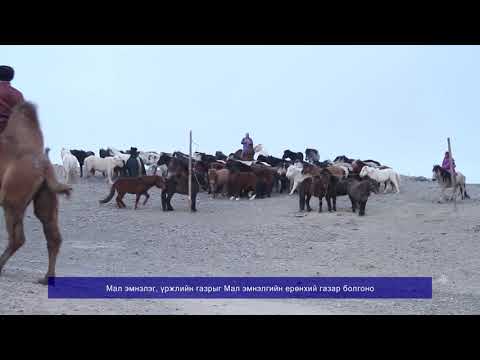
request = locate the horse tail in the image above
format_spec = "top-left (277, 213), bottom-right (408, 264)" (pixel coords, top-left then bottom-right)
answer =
top-left (99, 183), bottom-right (116, 204)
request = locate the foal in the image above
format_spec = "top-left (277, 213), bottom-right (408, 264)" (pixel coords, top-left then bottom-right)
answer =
top-left (99, 175), bottom-right (165, 209)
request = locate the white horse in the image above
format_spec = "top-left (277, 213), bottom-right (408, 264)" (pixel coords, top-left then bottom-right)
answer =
top-left (360, 166), bottom-right (400, 193)
top-left (84, 155), bottom-right (125, 184)
top-left (108, 147), bottom-right (130, 161)
top-left (61, 148), bottom-right (79, 184)
top-left (253, 144), bottom-right (269, 160)
top-left (153, 164), bottom-right (168, 177)
top-left (432, 165), bottom-right (469, 202)
top-left (286, 162), bottom-right (311, 195)
top-left (140, 151), bottom-right (160, 166)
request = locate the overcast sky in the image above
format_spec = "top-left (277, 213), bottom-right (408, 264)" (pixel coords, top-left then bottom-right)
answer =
top-left (2, 45), bottom-right (479, 182)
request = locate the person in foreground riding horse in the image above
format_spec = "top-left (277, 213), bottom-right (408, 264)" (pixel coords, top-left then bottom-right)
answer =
top-left (241, 132), bottom-right (254, 160)
top-left (0, 65), bottom-right (24, 134)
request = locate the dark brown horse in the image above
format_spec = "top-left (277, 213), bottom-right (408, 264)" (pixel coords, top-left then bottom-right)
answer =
top-left (0, 102), bottom-right (72, 284)
top-left (298, 168), bottom-right (337, 212)
top-left (162, 157), bottom-right (199, 211)
top-left (228, 172), bottom-right (257, 200)
top-left (99, 175), bottom-right (165, 209)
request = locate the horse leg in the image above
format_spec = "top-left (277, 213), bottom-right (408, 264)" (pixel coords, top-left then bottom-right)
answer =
top-left (298, 184), bottom-right (305, 211)
top-left (191, 192), bottom-right (197, 212)
top-left (134, 194), bottom-right (141, 209)
top-left (119, 193), bottom-right (127, 208)
top-left (332, 194), bottom-right (337, 212)
top-left (306, 193), bottom-right (312, 212)
top-left (116, 192), bottom-right (126, 208)
top-left (290, 180), bottom-right (298, 195)
top-left (33, 186), bottom-right (62, 285)
top-left (439, 186), bottom-right (446, 202)
top-left (326, 195), bottom-right (333, 212)
top-left (161, 190), bottom-right (167, 211)
top-left (166, 192), bottom-right (174, 211)
top-left (143, 192), bottom-right (150, 206)
top-left (349, 195), bottom-right (357, 213)
top-left (318, 196), bottom-right (323, 213)
top-left (359, 200), bottom-right (367, 216)
top-left (0, 205), bottom-right (27, 277)
top-left (392, 178), bottom-right (400, 193)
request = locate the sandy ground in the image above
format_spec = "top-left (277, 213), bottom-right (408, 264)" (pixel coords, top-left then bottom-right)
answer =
top-left (1, 168), bottom-right (480, 315)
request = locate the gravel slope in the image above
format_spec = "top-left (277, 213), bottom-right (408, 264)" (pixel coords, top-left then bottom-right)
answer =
top-left (1, 170), bottom-right (479, 315)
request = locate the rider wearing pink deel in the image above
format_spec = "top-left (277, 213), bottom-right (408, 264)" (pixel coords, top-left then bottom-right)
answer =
top-left (442, 151), bottom-right (456, 176)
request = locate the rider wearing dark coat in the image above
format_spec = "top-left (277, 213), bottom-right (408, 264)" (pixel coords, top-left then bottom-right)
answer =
top-left (125, 147), bottom-right (146, 177)
top-left (0, 65), bottom-right (24, 134)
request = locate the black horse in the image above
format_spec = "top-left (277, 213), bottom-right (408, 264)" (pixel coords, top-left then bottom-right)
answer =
top-left (305, 148), bottom-right (320, 163)
top-left (70, 149), bottom-right (95, 177)
top-left (215, 151), bottom-right (228, 161)
top-left (225, 159), bottom-right (253, 173)
top-left (157, 152), bottom-right (173, 166)
top-left (333, 155), bottom-right (354, 164)
top-left (162, 157), bottom-right (199, 212)
top-left (99, 148), bottom-right (114, 158)
top-left (282, 149), bottom-right (304, 162)
top-left (333, 177), bottom-right (379, 215)
top-left (256, 155), bottom-right (284, 167)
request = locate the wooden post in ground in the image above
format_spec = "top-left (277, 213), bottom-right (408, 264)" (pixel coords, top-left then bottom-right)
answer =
top-left (447, 137), bottom-right (457, 210)
top-left (188, 130), bottom-right (192, 212)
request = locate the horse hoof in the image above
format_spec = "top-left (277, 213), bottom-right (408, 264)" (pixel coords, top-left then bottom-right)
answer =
top-left (249, 195), bottom-right (256, 200)
top-left (230, 197), bottom-right (235, 201)
top-left (38, 277), bottom-right (49, 285)
top-left (236, 197), bottom-right (240, 201)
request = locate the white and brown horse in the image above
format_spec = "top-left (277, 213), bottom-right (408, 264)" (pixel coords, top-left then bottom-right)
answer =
top-left (432, 165), bottom-right (469, 201)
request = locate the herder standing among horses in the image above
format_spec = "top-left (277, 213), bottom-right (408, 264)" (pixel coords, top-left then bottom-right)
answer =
top-left (124, 147), bottom-right (146, 177)
top-left (241, 132), bottom-right (254, 161)
top-left (0, 65), bottom-right (24, 134)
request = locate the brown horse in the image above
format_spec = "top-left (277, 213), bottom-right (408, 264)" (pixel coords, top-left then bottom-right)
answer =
top-left (99, 175), bottom-right (165, 209)
top-left (0, 102), bottom-right (72, 284)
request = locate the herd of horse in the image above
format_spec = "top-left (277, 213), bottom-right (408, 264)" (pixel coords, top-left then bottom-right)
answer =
top-left (0, 102), bottom-right (472, 284)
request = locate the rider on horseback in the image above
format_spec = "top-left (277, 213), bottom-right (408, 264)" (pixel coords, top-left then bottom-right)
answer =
top-left (241, 132), bottom-right (254, 160)
top-left (0, 65), bottom-right (24, 134)
top-left (442, 151), bottom-right (456, 175)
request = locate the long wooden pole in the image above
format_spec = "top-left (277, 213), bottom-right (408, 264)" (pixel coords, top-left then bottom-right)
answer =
top-left (447, 137), bottom-right (457, 210)
top-left (188, 130), bottom-right (192, 212)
